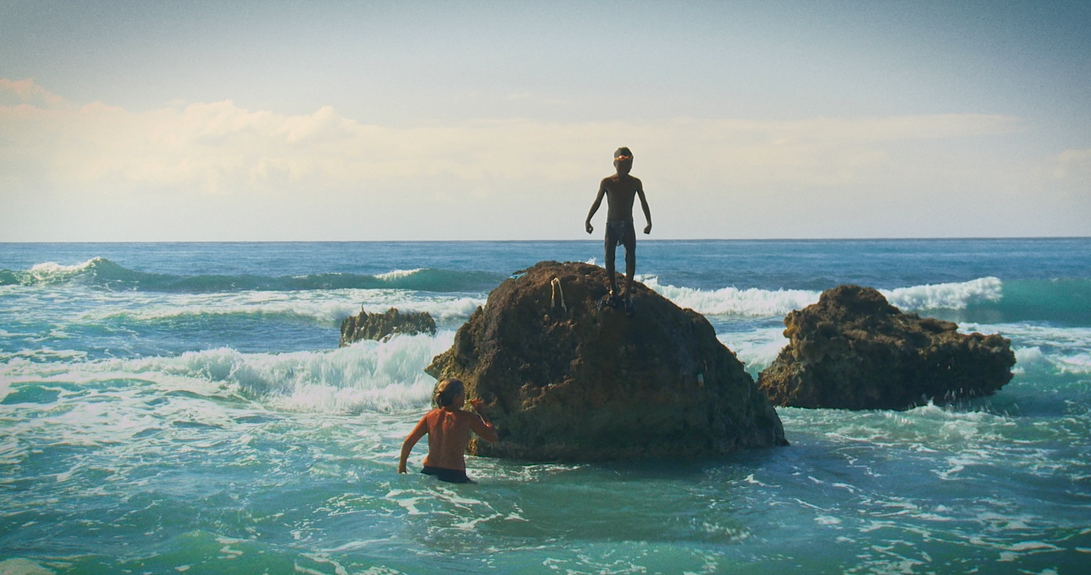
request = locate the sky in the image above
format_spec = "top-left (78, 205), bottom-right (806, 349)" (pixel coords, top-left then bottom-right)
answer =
top-left (1, 0), bottom-right (1089, 241)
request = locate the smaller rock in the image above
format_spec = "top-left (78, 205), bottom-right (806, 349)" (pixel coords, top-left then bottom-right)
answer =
top-left (340, 307), bottom-right (436, 346)
top-left (757, 285), bottom-right (1016, 410)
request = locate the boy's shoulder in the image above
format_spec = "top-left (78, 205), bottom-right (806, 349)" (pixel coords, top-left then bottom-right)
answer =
top-left (431, 407), bottom-right (474, 420)
top-left (602, 174), bottom-right (641, 185)
top-left (454, 408), bottom-right (478, 421)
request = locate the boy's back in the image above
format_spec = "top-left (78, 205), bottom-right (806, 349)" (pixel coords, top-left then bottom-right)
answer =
top-left (423, 408), bottom-right (474, 470)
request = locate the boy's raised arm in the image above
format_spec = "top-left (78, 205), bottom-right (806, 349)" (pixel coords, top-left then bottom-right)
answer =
top-left (469, 399), bottom-right (499, 443)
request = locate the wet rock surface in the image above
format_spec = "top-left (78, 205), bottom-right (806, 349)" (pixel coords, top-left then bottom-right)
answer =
top-left (340, 307), bottom-right (436, 346)
top-left (757, 284), bottom-right (1016, 410)
top-left (426, 261), bottom-right (788, 461)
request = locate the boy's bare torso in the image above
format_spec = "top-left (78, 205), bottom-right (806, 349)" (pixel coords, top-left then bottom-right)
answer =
top-left (601, 174), bottom-right (643, 221)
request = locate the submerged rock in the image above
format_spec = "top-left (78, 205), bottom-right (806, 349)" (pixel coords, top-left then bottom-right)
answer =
top-left (757, 285), bottom-right (1015, 410)
top-left (425, 261), bottom-right (787, 461)
top-left (340, 307), bottom-right (436, 346)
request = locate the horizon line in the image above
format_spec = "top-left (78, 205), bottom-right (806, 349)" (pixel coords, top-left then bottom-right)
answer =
top-left (2, 236), bottom-right (1089, 245)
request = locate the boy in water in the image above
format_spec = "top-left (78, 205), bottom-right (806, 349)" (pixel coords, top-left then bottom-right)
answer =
top-left (398, 378), bottom-right (497, 484)
top-left (585, 147), bottom-right (652, 315)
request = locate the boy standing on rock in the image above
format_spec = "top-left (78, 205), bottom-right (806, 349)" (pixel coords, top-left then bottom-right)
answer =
top-left (585, 147), bottom-right (652, 315)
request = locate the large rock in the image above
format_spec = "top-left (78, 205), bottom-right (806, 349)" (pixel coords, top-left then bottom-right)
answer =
top-left (757, 284), bottom-right (1016, 410)
top-left (340, 307), bottom-right (436, 346)
top-left (425, 261), bottom-right (787, 461)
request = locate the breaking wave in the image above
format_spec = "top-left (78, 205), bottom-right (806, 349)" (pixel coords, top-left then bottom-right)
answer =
top-left (0, 257), bottom-right (505, 293)
top-left (1, 333), bottom-right (451, 414)
top-left (644, 276), bottom-right (1005, 318)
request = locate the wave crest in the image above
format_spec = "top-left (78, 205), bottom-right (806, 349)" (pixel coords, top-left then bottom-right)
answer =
top-left (0, 257), bottom-right (134, 287)
top-left (646, 277), bottom-right (1006, 318)
top-left (882, 277), bottom-right (1003, 311)
top-left (642, 277), bottom-right (818, 317)
top-left (1, 258), bottom-right (504, 293)
top-left (2, 333), bottom-right (452, 414)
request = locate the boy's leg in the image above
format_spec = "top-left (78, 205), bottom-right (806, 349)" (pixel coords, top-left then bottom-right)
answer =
top-left (621, 224), bottom-right (637, 298)
top-left (604, 230), bottom-right (620, 296)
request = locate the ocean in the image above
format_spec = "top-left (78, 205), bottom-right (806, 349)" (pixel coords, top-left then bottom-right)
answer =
top-left (1, 239), bottom-right (1089, 574)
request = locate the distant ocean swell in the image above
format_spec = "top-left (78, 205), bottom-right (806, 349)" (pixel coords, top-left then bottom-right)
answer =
top-left (0, 257), bottom-right (507, 293)
top-left (78, 291), bottom-right (484, 326)
top-left (10, 258), bottom-right (1091, 320)
top-left (6, 258), bottom-right (1090, 328)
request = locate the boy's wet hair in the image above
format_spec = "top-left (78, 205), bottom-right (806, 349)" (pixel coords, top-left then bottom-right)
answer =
top-left (433, 378), bottom-right (465, 408)
top-left (614, 147), bottom-right (633, 160)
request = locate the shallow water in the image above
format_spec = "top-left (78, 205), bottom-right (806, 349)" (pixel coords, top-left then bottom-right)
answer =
top-left (2, 239), bottom-right (1090, 574)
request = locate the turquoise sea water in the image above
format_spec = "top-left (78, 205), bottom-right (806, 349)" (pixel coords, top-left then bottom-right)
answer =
top-left (2, 239), bottom-right (1090, 574)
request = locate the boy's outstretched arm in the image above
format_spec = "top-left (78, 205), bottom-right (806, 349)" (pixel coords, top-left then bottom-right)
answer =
top-left (398, 416), bottom-right (429, 473)
top-left (637, 187), bottom-right (652, 234)
top-left (468, 399), bottom-right (499, 443)
top-left (585, 183), bottom-right (607, 234)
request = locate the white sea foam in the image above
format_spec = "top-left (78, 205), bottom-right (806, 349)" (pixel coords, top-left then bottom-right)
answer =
top-left (880, 277), bottom-right (1002, 311)
top-left (964, 323), bottom-right (1091, 376)
top-left (642, 277), bottom-right (818, 317)
top-left (1011, 346), bottom-right (1047, 375)
top-left (1, 332), bottom-right (452, 414)
top-left (375, 268), bottom-right (425, 281)
top-left (1054, 353), bottom-right (1091, 375)
top-left (4, 257), bottom-right (108, 285)
top-left (25, 258), bottom-right (100, 283)
top-left (718, 328), bottom-right (788, 374)
top-left (163, 332), bottom-right (451, 413)
top-left (784, 401), bottom-right (1014, 452)
top-left (105, 291), bottom-right (362, 325)
top-left (644, 277), bottom-right (1003, 318)
top-left (77, 289), bottom-right (483, 326)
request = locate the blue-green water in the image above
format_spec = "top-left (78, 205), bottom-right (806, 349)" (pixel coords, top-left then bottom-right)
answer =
top-left (2, 239), bottom-right (1090, 574)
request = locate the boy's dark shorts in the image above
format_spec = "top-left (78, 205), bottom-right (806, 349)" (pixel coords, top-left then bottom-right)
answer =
top-left (421, 465), bottom-right (474, 484)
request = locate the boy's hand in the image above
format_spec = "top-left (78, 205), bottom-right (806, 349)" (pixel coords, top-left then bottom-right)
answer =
top-left (643, 223), bottom-right (652, 234)
top-left (585, 222), bottom-right (594, 234)
top-left (470, 398), bottom-right (485, 412)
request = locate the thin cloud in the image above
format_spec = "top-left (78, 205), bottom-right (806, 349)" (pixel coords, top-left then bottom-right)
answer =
top-left (1053, 148), bottom-right (1091, 180)
top-left (0, 78), bottom-right (72, 109)
top-left (1, 79), bottom-right (1022, 195)
top-left (4, 79), bottom-right (1081, 241)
